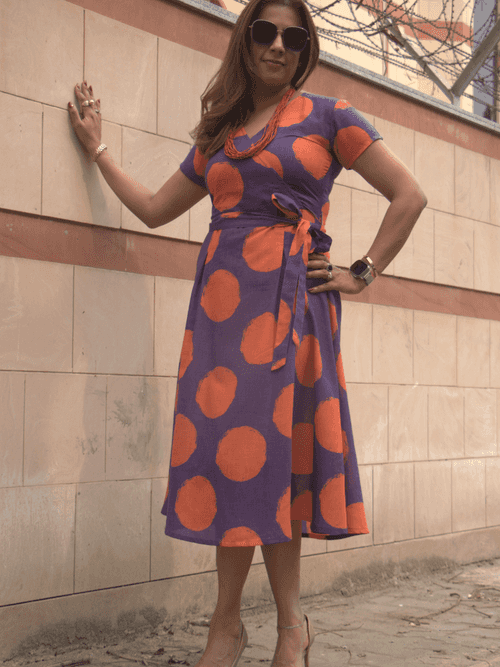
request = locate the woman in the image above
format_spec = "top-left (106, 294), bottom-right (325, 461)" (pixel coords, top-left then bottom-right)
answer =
top-left (68, 0), bottom-right (426, 664)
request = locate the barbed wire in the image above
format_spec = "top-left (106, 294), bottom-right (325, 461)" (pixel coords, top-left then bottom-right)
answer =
top-left (234, 0), bottom-right (499, 114)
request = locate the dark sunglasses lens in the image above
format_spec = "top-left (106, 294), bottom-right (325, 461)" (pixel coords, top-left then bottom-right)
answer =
top-left (251, 20), bottom-right (277, 45)
top-left (284, 27), bottom-right (308, 51)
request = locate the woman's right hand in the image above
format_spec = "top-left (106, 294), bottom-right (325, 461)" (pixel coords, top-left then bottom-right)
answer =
top-left (68, 81), bottom-right (102, 158)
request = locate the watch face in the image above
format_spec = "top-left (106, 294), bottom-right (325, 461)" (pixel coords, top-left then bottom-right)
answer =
top-left (351, 259), bottom-right (368, 276)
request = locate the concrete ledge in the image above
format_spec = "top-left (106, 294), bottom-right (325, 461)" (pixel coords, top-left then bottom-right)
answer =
top-left (1, 526), bottom-right (499, 660)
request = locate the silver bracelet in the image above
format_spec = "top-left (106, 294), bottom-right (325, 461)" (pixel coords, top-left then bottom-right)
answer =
top-left (92, 143), bottom-right (107, 162)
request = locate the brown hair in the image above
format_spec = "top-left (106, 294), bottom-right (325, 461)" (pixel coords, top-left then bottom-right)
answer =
top-left (190, 0), bottom-right (320, 159)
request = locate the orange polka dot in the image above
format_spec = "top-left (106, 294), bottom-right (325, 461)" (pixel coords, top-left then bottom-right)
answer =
top-left (293, 135), bottom-right (332, 180)
top-left (216, 426), bottom-right (267, 481)
top-left (175, 476), bottom-right (217, 531)
top-left (174, 384), bottom-right (179, 412)
top-left (220, 526), bottom-right (263, 546)
top-left (342, 429), bottom-right (350, 463)
top-left (304, 291), bottom-right (309, 315)
top-left (196, 366), bottom-right (237, 419)
top-left (205, 230), bottom-right (221, 265)
top-left (347, 502), bottom-right (368, 533)
top-left (273, 384), bottom-right (294, 438)
top-left (320, 475), bottom-right (347, 529)
top-left (242, 227), bottom-right (284, 272)
top-left (334, 126), bottom-right (373, 169)
top-left (291, 423), bottom-right (314, 474)
top-left (252, 150), bottom-right (284, 178)
top-left (292, 329), bottom-right (300, 350)
top-left (321, 201), bottom-right (330, 228)
top-left (328, 300), bottom-right (338, 338)
top-left (221, 211), bottom-right (241, 218)
top-left (206, 162), bottom-right (244, 211)
top-left (193, 147), bottom-right (209, 177)
top-left (170, 414), bottom-right (197, 467)
top-left (200, 270), bottom-right (240, 322)
top-left (314, 398), bottom-right (342, 453)
top-left (336, 352), bottom-right (346, 391)
top-left (291, 490), bottom-right (312, 520)
top-left (276, 299), bottom-right (292, 347)
top-left (295, 335), bottom-right (322, 387)
top-left (279, 95), bottom-right (313, 127)
top-left (241, 312), bottom-right (274, 365)
top-left (334, 99), bottom-right (351, 110)
top-left (178, 330), bottom-right (193, 379)
top-left (164, 478), bottom-right (169, 502)
top-left (276, 486), bottom-right (292, 539)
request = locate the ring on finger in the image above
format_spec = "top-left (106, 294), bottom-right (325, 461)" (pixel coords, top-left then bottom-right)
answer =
top-left (81, 99), bottom-right (95, 107)
top-left (325, 271), bottom-right (333, 281)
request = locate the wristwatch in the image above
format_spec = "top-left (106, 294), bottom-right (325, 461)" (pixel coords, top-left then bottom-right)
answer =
top-left (349, 256), bottom-right (377, 285)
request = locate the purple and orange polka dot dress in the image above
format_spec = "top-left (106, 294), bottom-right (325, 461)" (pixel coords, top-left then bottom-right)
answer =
top-left (161, 92), bottom-right (382, 546)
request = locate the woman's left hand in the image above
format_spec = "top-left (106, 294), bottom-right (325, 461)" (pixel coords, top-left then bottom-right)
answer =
top-left (306, 253), bottom-right (366, 295)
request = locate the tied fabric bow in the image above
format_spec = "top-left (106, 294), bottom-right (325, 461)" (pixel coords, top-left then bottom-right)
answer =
top-left (270, 192), bottom-right (332, 371)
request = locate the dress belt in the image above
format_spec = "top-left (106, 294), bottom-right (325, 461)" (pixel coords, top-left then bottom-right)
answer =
top-left (209, 193), bottom-right (332, 371)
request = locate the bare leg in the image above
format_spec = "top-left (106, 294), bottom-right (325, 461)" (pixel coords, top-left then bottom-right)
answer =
top-left (261, 520), bottom-right (313, 666)
top-left (194, 545), bottom-right (254, 667)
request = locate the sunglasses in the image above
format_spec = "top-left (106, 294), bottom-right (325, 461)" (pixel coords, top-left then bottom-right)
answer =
top-left (249, 19), bottom-right (310, 52)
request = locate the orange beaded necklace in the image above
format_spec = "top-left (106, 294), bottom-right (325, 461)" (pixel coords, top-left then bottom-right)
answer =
top-left (224, 88), bottom-right (295, 160)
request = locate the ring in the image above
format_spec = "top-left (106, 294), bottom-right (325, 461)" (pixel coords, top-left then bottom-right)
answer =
top-left (326, 271), bottom-right (333, 281)
top-left (82, 99), bottom-right (95, 107)
top-left (94, 108), bottom-right (100, 114)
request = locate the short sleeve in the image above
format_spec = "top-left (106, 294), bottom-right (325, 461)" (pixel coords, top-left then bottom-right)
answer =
top-left (330, 99), bottom-right (382, 170)
top-left (179, 145), bottom-right (209, 189)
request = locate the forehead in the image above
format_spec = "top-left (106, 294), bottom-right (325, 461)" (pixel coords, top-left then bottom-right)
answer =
top-left (257, 4), bottom-right (302, 27)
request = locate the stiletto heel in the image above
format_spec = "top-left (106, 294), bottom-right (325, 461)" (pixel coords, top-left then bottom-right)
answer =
top-left (276, 614), bottom-right (314, 667)
top-left (231, 621), bottom-right (248, 667)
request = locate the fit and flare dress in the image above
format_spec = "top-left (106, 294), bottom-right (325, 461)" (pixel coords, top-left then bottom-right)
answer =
top-left (161, 92), bottom-right (382, 547)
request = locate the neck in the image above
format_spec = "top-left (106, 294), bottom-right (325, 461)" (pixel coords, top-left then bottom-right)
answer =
top-left (251, 82), bottom-right (293, 113)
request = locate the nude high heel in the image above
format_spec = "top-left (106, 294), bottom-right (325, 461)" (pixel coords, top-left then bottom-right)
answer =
top-left (276, 614), bottom-right (314, 667)
top-left (231, 621), bottom-right (248, 667)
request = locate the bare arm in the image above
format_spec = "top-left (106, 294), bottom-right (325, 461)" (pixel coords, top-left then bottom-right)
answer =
top-left (308, 139), bottom-right (427, 294)
top-left (68, 81), bottom-right (208, 228)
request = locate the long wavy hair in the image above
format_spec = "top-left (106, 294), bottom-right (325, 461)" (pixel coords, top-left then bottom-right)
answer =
top-left (190, 0), bottom-right (320, 159)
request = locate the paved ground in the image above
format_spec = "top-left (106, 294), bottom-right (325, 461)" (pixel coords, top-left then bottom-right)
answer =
top-left (5, 557), bottom-right (500, 667)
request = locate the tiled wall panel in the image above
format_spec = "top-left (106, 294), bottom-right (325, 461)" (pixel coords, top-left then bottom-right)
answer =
top-left (456, 317), bottom-right (490, 388)
top-left (388, 384), bottom-right (428, 462)
top-left (428, 387), bottom-right (465, 460)
top-left (415, 461), bottom-right (452, 538)
top-left (415, 132), bottom-right (454, 214)
top-left (434, 212), bottom-right (474, 289)
top-left (474, 221), bottom-right (500, 294)
top-left (326, 184), bottom-right (351, 269)
top-left (392, 206), bottom-right (434, 283)
top-left (347, 383), bottom-right (388, 464)
top-left (451, 459), bottom-right (486, 532)
top-left (413, 310), bottom-right (457, 386)
top-left (372, 305), bottom-right (413, 384)
top-left (0, 485), bottom-right (76, 605)
top-left (373, 462), bottom-right (414, 544)
top-left (154, 277), bottom-right (194, 377)
top-left (0, 373), bottom-right (25, 488)
top-left (455, 146), bottom-right (490, 223)
top-left (491, 158), bottom-right (500, 227)
top-left (464, 389), bottom-right (498, 458)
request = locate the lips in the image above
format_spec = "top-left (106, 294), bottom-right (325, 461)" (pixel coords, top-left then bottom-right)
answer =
top-left (265, 60), bottom-right (285, 66)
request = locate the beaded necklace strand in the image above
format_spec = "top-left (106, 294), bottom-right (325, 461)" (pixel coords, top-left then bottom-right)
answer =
top-left (224, 88), bottom-right (295, 160)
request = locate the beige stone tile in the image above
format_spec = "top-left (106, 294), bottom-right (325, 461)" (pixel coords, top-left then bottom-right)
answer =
top-left (0, 257), bottom-right (73, 372)
top-left (335, 113), bottom-right (376, 194)
top-left (84, 11), bottom-right (157, 133)
top-left (0, 373), bottom-right (24, 487)
top-left (121, 129), bottom-right (189, 238)
top-left (464, 388), bottom-right (497, 458)
top-left (490, 158), bottom-right (500, 227)
top-left (151, 479), bottom-right (216, 578)
top-left (0, 485), bottom-right (75, 605)
top-left (486, 457), bottom-right (500, 527)
top-left (434, 212), bottom-right (474, 289)
top-left (340, 301), bottom-right (372, 383)
top-left (491, 321), bottom-right (500, 388)
top-left (415, 460), bottom-right (452, 537)
top-left (389, 385), bottom-right (428, 462)
top-left (457, 317), bottom-right (490, 388)
top-left (351, 191), bottom-right (382, 265)
top-left (373, 462), bottom-right (414, 544)
top-left (328, 464), bottom-right (373, 551)
top-left (372, 305), bottom-right (413, 384)
top-left (428, 387), bottom-right (464, 460)
top-left (73, 266), bottom-right (154, 375)
top-left (451, 459), bottom-right (486, 532)
top-left (414, 310), bottom-right (456, 385)
top-left (75, 479), bottom-right (151, 592)
top-left (106, 376), bottom-right (176, 480)
top-left (154, 277), bottom-right (194, 377)
top-left (415, 132), bottom-right (454, 213)
top-left (326, 184), bottom-right (351, 269)
top-left (0, 0), bottom-right (83, 108)
top-left (24, 373), bottom-right (106, 485)
top-left (190, 194), bottom-right (213, 243)
top-left (474, 221), bottom-right (500, 294)
top-left (0, 94), bottom-right (42, 214)
top-left (393, 207), bottom-right (434, 283)
top-left (455, 146), bottom-right (490, 223)
top-left (158, 40), bottom-right (220, 143)
top-left (372, 119), bottom-right (415, 172)
top-left (347, 383), bottom-right (388, 464)
top-left (42, 105), bottom-right (122, 227)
